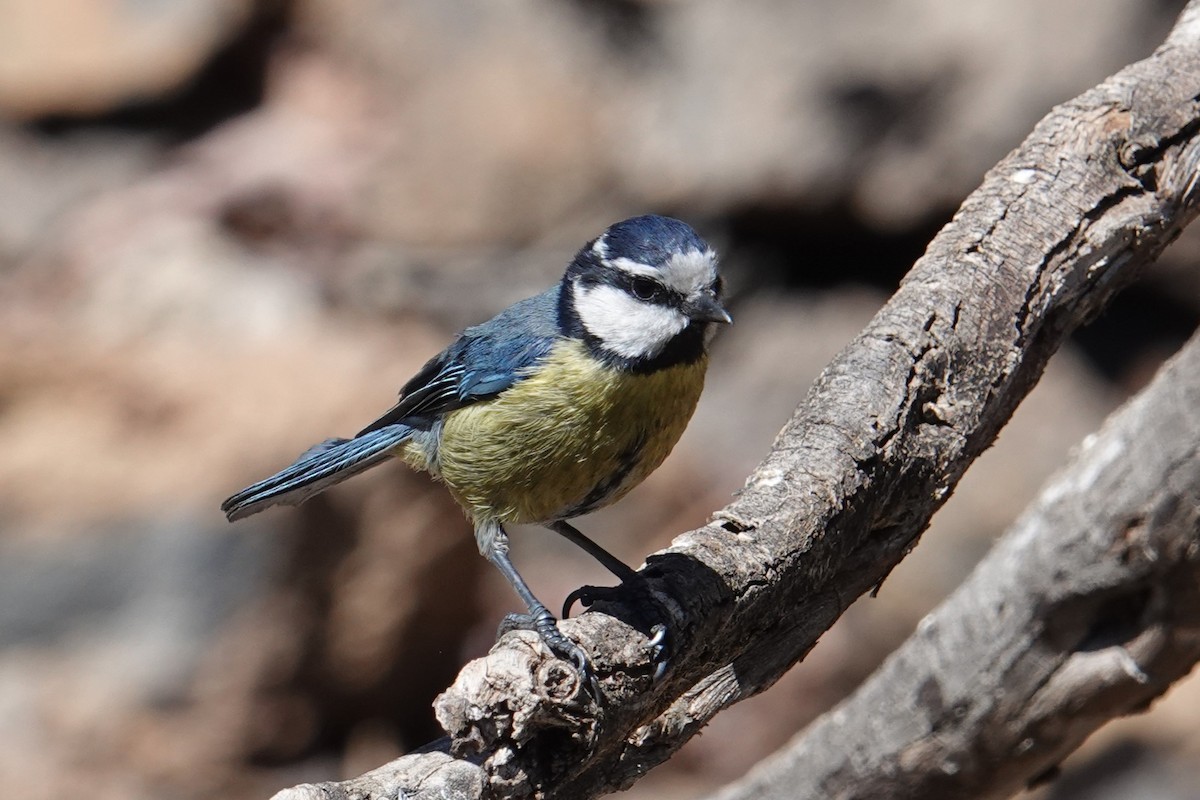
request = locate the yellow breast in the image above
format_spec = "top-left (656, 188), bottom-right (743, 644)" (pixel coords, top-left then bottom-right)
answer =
top-left (425, 338), bottom-right (707, 525)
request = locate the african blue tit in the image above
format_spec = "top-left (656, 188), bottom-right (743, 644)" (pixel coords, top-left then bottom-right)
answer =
top-left (221, 214), bottom-right (730, 682)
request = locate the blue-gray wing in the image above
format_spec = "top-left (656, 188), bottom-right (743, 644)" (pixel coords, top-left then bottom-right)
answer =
top-left (357, 288), bottom-right (561, 435)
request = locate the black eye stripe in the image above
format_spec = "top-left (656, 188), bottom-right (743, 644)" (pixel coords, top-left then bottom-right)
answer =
top-left (619, 272), bottom-right (682, 306)
top-left (582, 263), bottom-right (684, 307)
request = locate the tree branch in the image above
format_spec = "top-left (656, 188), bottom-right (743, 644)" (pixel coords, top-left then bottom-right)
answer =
top-left (273, 3), bottom-right (1200, 798)
top-left (710, 326), bottom-right (1200, 800)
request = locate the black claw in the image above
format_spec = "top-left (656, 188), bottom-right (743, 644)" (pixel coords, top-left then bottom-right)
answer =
top-left (562, 585), bottom-right (597, 619)
top-left (562, 583), bottom-right (626, 618)
top-left (649, 624), bottom-right (669, 681)
top-left (647, 625), bottom-right (667, 649)
top-left (561, 580), bottom-right (673, 680)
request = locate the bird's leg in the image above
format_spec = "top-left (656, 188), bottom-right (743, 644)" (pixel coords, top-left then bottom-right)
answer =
top-left (550, 520), bottom-right (669, 676)
top-left (549, 519), bottom-right (639, 584)
top-left (479, 521), bottom-right (600, 697)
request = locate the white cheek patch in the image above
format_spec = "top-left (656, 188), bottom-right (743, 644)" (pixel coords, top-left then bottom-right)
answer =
top-left (573, 282), bottom-right (689, 359)
top-left (608, 249), bottom-right (717, 296)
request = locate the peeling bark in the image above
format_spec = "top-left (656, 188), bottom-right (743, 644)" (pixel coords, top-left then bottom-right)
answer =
top-left (273, 3), bottom-right (1200, 798)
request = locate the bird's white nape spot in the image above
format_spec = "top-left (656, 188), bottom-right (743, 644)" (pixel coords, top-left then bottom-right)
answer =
top-left (607, 249), bottom-right (717, 296)
top-left (572, 280), bottom-right (689, 359)
top-left (591, 234), bottom-right (610, 259)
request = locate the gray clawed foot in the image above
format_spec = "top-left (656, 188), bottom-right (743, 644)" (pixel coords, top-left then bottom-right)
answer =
top-left (499, 609), bottom-right (602, 700)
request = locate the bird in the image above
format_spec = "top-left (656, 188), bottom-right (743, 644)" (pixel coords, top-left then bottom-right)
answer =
top-left (221, 214), bottom-right (730, 687)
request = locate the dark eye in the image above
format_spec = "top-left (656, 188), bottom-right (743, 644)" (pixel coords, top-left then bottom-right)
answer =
top-left (631, 276), bottom-right (660, 301)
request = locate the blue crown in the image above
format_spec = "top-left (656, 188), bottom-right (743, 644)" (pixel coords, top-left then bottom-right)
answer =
top-left (603, 215), bottom-right (709, 266)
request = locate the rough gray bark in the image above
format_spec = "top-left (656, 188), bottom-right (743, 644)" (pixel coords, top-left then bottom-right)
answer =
top-left (273, 3), bottom-right (1200, 799)
top-left (710, 328), bottom-right (1200, 800)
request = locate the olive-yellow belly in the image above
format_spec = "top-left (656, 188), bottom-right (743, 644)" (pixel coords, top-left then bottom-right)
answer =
top-left (410, 338), bottom-right (706, 525)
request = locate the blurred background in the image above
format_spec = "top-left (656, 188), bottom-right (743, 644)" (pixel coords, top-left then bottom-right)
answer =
top-left (1, 1), bottom-right (1198, 798)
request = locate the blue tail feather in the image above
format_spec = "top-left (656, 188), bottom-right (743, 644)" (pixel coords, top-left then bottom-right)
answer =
top-left (221, 425), bottom-right (414, 521)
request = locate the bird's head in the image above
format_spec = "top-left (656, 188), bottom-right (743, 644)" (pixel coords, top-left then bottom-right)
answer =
top-left (563, 215), bottom-right (730, 366)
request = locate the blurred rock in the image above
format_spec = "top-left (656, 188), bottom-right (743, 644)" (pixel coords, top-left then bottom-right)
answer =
top-left (610, 0), bottom-right (1181, 229)
top-left (0, 125), bottom-right (155, 270)
top-left (0, 0), bottom-right (254, 119)
top-left (0, 517), bottom-right (276, 799)
top-left (185, 468), bottom-right (483, 766)
top-left (1, 51), bottom-right (380, 346)
top-left (297, 0), bottom-right (1185, 239)
top-left (294, 0), bottom-right (616, 246)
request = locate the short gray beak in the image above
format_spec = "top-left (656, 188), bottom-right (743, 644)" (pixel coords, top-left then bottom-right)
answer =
top-left (684, 292), bottom-right (733, 325)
